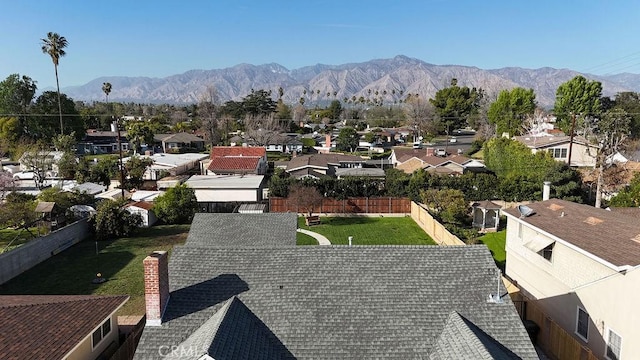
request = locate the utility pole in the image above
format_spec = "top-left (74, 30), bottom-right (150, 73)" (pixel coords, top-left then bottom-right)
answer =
top-left (567, 113), bottom-right (577, 167)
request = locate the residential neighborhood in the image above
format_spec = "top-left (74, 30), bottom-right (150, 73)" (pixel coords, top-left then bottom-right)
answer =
top-left (2, 5), bottom-right (640, 359)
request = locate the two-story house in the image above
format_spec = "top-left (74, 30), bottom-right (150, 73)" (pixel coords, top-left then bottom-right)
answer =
top-left (504, 199), bottom-right (640, 360)
top-left (514, 135), bottom-right (598, 167)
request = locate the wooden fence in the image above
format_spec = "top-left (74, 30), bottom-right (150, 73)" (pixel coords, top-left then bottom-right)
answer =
top-left (269, 197), bottom-right (411, 214)
top-left (110, 316), bottom-right (146, 360)
top-left (410, 202), bottom-right (465, 245)
top-left (512, 293), bottom-right (599, 360)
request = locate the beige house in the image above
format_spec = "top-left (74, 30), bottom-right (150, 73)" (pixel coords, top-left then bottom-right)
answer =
top-left (514, 135), bottom-right (598, 167)
top-left (0, 295), bottom-right (128, 360)
top-left (503, 199), bottom-right (640, 360)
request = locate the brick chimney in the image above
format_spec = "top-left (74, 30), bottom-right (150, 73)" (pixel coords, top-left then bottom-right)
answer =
top-left (325, 134), bottom-right (331, 148)
top-left (144, 251), bottom-right (170, 326)
top-left (425, 147), bottom-right (434, 157)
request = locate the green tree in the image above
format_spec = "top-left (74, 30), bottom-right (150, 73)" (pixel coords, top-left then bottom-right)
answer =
top-left (609, 173), bottom-right (640, 207)
top-left (41, 32), bottom-right (69, 135)
top-left (488, 88), bottom-right (536, 136)
top-left (553, 75), bottom-right (602, 134)
top-left (430, 79), bottom-right (483, 132)
top-left (0, 192), bottom-right (37, 229)
top-left (90, 199), bottom-right (142, 240)
top-left (420, 188), bottom-right (469, 224)
top-left (120, 156), bottom-right (153, 190)
top-left (153, 184), bottom-right (198, 224)
top-left (327, 100), bottom-right (343, 120)
top-left (612, 92), bottom-right (640, 139)
top-left (37, 187), bottom-right (93, 211)
top-left (102, 82), bottom-right (112, 103)
top-left (384, 168), bottom-right (410, 197)
top-left (125, 121), bottom-right (154, 154)
top-left (0, 117), bottom-right (20, 144)
top-left (0, 73), bottom-right (37, 118)
top-left (336, 127), bottom-right (359, 152)
top-left (30, 91), bottom-right (83, 140)
top-left (267, 168), bottom-right (293, 197)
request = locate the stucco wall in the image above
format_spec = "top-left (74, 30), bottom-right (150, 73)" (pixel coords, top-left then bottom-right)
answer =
top-left (194, 189), bottom-right (259, 202)
top-left (0, 219), bottom-right (89, 285)
top-left (64, 314), bottom-right (119, 360)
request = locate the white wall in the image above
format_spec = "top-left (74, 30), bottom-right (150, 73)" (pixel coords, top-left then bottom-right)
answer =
top-left (194, 189), bottom-right (259, 202)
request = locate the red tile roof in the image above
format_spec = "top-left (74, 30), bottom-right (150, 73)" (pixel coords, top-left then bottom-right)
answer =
top-left (208, 157), bottom-right (261, 172)
top-left (0, 295), bottom-right (128, 360)
top-left (210, 146), bottom-right (266, 159)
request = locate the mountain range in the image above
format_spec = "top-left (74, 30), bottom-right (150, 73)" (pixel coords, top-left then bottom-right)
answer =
top-left (61, 55), bottom-right (640, 108)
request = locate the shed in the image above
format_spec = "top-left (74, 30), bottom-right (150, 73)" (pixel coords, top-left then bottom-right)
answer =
top-left (472, 200), bottom-right (502, 232)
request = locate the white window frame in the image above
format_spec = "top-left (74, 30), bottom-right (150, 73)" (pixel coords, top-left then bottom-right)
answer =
top-left (91, 318), bottom-right (112, 350)
top-left (575, 306), bottom-right (589, 342)
top-left (605, 327), bottom-right (622, 360)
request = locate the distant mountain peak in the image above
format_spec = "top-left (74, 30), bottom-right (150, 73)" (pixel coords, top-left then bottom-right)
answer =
top-left (61, 56), bottom-right (640, 107)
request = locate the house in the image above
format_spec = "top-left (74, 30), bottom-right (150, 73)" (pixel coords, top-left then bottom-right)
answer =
top-left (154, 132), bottom-right (205, 153)
top-left (70, 182), bottom-right (107, 196)
top-left (76, 130), bottom-right (129, 155)
top-left (96, 188), bottom-right (131, 201)
top-left (203, 146), bottom-right (268, 175)
top-left (122, 153), bottom-right (209, 181)
top-left (513, 135), bottom-right (598, 167)
top-left (184, 174), bottom-right (266, 212)
top-left (0, 295), bottom-right (128, 360)
top-left (133, 214), bottom-right (538, 359)
top-left (285, 153), bottom-right (367, 179)
top-left (156, 175), bottom-right (189, 190)
top-left (124, 201), bottom-right (157, 227)
top-left (265, 133), bottom-right (304, 153)
top-left (393, 147), bottom-right (484, 175)
top-left (503, 198), bottom-right (640, 359)
top-left (130, 190), bottom-right (163, 202)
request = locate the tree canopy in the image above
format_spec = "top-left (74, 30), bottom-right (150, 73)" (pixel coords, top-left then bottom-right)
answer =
top-left (153, 184), bottom-right (198, 224)
top-left (429, 79), bottom-right (483, 132)
top-left (487, 87), bottom-right (536, 136)
top-left (336, 127), bottom-right (359, 152)
top-left (553, 75), bottom-right (602, 134)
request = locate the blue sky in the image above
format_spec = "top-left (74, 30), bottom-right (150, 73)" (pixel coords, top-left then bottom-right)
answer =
top-left (2, 0), bottom-right (640, 89)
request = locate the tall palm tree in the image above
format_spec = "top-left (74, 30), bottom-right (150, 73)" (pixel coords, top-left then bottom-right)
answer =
top-left (41, 32), bottom-right (68, 135)
top-left (102, 82), bottom-right (112, 103)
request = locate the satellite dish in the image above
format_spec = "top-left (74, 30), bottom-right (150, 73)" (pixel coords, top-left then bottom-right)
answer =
top-left (518, 205), bottom-right (535, 218)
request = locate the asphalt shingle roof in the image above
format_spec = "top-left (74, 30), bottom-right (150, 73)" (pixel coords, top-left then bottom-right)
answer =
top-left (0, 295), bottom-right (128, 360)
top-left (186, 213), bottom-right (297, 248)
top-left (504, 199), bottom-right (640, 267)
top-left (134, 245), bottom-right (538, 359)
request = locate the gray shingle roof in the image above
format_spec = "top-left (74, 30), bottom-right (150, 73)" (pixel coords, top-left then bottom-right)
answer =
top-left (134, 245), bottom-right (538, 359)
top-left (430, 311), bottom-right (522, 360)
top-left (185, 213), bottom-right (297, 248)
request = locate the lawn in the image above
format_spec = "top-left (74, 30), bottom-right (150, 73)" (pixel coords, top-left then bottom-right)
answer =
top-left (478, 230), bottom-right (506, 270)
top-left (296, 232), bottom-right (318, 245)
top-left (298, 216), bottom-right (435, 245)
top-left (0, 227), bottom-right (41, 253)
top-left (0, 224), bottom-right (190, 315)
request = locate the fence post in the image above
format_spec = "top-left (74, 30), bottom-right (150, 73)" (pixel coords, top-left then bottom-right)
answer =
top-left (388, 197), bottom-right (391, 213)
top-left (366, 197), bottom-right (369, 213)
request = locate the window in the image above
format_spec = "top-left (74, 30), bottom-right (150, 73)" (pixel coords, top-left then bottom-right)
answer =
top-left (606, 329), bottom-right (622, 360)
top-left (549, 148), bottom-right (568, 159)
top-left (91, 318), bottom-right (112, 349)
top-left (538, 243), bottom-right (554, 261)
top-left (576, 307), bottom-right (589, 341)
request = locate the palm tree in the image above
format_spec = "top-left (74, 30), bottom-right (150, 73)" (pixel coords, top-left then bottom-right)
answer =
top-left (102, 82), bottom-right (112, 103)
top-left (41, 32), bottom-right (68, 135)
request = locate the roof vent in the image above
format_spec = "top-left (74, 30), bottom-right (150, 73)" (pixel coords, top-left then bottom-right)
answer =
top-left (518, 205), bottom-right (535, 218)
top-left (584, 217), bottom-right (603, 225)
top-left (548, 203), bottom-right (564, 211)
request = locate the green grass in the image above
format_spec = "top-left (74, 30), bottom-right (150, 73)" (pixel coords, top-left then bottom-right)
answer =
top-left (470, 148), bottom-right (484, 159)
top-left (298, 216), bottom-right (436, 245)
top-left (478, 230), bottom-right (506, 270)
top-left (0, 225), bottom-right (190, 315)
top-left (296, 232), bottom-right (318, 245)
top-left (0, 228), bottom-right (41, 253)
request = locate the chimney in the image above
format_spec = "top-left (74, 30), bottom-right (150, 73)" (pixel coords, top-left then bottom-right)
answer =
top-left (543, 181), bottom-right (551, 201)
top-left (425, 147), bottom-right (434, 157)
top-left (144, 251), bottom-right (170, 326)
top-left (110, 122), bottom-right (117, 132)
top-left (325, 134), bottom-right (331, 149)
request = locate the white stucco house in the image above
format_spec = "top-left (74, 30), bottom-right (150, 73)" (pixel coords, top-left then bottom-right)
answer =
top-left (124, 201), bottom-right (157, 227)
top-left (514, 135), bottom-right (599, 167)
top-left (122, 153), bottom-right (208, 181)
top-left (503, 199), bottom-right (640, 360)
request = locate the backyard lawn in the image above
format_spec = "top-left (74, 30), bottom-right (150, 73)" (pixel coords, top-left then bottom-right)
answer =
top-left (298, 216), bottom-right (436, 245)
top-left (296, 232), bottom-right (318, 245)
top-left (0, 227), bottom-right (41, 253)
top-left (0, 225), bottom-right (190, 315)
top-left (478, 230), bottom-right (506, 270)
